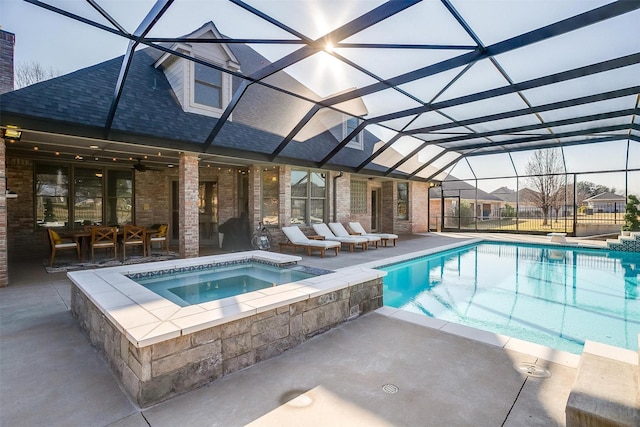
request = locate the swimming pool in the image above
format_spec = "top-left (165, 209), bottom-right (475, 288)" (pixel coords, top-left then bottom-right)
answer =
top-left (131, 261), bottom-right (319, 306)
top-left (380, 242), bottom-right (640, 354)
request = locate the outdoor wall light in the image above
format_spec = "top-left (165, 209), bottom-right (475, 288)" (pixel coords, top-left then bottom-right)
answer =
top-left (4, 177), bottom-right (17, 199)
top-left (1, 126), bottom-right (22, 143)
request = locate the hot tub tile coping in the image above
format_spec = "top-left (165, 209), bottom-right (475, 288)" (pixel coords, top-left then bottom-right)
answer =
top-left (69, 252), bottom-right (381, 348)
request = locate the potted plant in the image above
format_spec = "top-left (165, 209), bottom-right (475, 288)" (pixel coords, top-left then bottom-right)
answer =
top-left (622, 194), bottom-right (640, 236)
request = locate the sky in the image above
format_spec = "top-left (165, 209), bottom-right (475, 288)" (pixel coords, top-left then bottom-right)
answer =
top-left (1, 0), bottom-right (638, 195)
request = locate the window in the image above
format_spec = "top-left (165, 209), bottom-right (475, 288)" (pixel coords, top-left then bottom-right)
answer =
top-left (344, 117), bottom-right (363, 150)
top-left (35, 163), bottom-right (132, 228)
top-left (106, 170), bottom-right (133, 226)
top-left (74, 168), bottom-right (103, 226)
top-left (291, 170), bottom-right (326, 224)
top-left (262, 168), bottom-right (279, 226)
top-left (397, 182), bottom-right (409, 220)
top-left (36, 165), bottom-right (69, 227)
top-left (350, 180), bottom-right (367, 214)
top-left (194, 62), bottom-right (222, 109)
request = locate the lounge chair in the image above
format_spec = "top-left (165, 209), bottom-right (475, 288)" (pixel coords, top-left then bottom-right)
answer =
top-left (348, 221), bottom-right (398, 247)
top-left (281, 226), bottom-right (340, 257)
top-left (329, 222), bottom-right (381, 249)
top-left (312, 223), bottom-right (368, 252)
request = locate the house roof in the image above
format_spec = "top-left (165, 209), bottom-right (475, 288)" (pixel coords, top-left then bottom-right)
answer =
top-left (490, 187), bottom-right (540, 204)
top-left (583, 192), bottom-right (626, 202)
top-left (430, 177), bottom-right (503, 202)
top-left (1, 2), bottom-right (639, 180)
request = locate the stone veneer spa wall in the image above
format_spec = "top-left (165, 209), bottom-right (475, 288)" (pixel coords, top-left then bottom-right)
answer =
top-left (69, 254), bottom-right (384, 407)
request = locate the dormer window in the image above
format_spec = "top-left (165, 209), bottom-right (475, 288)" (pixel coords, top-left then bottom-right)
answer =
top-left (344, 116), bottom-right (363, 150)
top-left (154, 22), bottom-right (240, 119)
top-left (194, 63), bottom-right (222, 109)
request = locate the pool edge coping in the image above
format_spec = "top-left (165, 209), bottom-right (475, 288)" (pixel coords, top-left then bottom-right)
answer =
top-left (67, 250), bottom-right (386, 348)
top-left (370, 236), bottom-right (638, 369)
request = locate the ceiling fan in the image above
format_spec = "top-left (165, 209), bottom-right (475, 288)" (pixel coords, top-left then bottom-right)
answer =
top-left (132, 158), bottom-right (147, 172)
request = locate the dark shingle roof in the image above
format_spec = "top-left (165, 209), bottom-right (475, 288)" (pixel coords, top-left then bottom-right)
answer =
top-left (1, 36), bottom-right (378, 169)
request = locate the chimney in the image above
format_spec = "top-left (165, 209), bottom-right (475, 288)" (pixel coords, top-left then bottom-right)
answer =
top-left (0, 28), bottom-right (15, 94)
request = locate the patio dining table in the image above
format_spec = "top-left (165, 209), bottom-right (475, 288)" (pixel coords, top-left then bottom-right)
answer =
top-left (65, 227), bottom-right (159, 261)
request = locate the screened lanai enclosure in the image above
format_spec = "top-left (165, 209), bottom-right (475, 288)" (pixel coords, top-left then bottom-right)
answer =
top-left (4, 0), bottom-right (640, 237)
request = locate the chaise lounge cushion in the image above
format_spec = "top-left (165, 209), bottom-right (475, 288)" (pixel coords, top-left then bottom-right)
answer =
top-left (282, 226), bottom-right (341, 250)
top-left (348, 222), bottom-right (398, 246)
top-left (329, 222), bottom-right (381, 247)
top-left (312, 224), bottom-right (369, 245)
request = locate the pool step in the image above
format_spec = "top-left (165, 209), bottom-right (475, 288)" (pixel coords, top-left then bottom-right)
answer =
top-left (566, 341), bottom-right (639, 426)
top-left (606, 232), bottom-right (640, 252)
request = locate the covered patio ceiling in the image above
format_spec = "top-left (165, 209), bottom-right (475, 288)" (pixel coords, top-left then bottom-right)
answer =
top-left (4, 0), bottom-right (640, 181)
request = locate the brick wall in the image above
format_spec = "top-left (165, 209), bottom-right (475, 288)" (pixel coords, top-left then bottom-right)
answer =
top-left (217, 168), bottom-right (238, 225)
top-left (333, 172), bottom-right (351, 224)
top-left (178, 153), bottom-right (199, 258)
top-left (381, 181), bottom-right (395, 233)
top-left (6, 157), bottom-right (41, 261)
top-left (248, 165), bottom-right (261, 228)
top-left (135, 170), bottom-right (170, 227)
top-left (0, 141), bottom-right (6, 286)
top-left (0, 30), bottom-right (15, 94)
top-left (410, 181), bottom-right (429, 233)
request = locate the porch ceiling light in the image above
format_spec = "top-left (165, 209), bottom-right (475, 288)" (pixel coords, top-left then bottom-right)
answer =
top-left (2, 125), bottom-right (22, 143)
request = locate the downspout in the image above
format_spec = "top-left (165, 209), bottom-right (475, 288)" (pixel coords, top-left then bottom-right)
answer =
top-left (332, 171), bottom-right (344, 223)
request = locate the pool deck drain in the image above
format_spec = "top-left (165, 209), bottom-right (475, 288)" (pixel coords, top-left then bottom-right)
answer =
top-left (517, 363), bottom-right (552, 378)
top-left (382, 384), bottom-right (399, 394)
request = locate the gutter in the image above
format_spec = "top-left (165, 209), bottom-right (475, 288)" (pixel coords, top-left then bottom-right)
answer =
top-left (332, 171), bottom-right (344, 223)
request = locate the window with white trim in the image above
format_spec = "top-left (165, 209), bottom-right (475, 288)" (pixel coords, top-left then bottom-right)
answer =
top-left (194, 62), bottom-right (222, 109)
top-left (344, 117), bottom-right (363, 150)
top-left (291, 170), bottom-right (326, 225)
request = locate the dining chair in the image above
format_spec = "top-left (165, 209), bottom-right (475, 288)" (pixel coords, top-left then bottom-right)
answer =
top-left (122, 225), bottom-right (146, 260)
top-left (90, 226), bottom-right (117, 261)
top-left (149, 224), bottom-right (170, 254)
top-left (48, 228), bottom-right (81, 267)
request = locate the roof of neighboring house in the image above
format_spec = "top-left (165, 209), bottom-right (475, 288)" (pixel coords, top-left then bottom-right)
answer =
top-left (490, 187), bottom-right (540, 204)
top-left (583, 192), bottom-right (626, 202)
top-left (430, 178), bottom-right (503, 202)
top-left (0, 25), bottom-right (384, 172)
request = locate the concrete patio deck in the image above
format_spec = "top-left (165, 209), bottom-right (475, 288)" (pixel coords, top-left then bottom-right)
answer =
top-left (1, 232), bottom-right (605, 426)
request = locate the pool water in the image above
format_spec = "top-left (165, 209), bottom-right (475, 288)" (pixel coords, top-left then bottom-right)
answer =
top-left (134, 262), bottom-right (316, 306)
top-left (380, 242), bottom-right (640, 354)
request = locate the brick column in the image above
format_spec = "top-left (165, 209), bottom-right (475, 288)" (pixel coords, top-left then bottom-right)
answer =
top-left (410, 181), bottom-right (429, 233)
top-left (0, 140), bottom-right (7, 286)
top-left (248, 165), bottom-right (261, 229)
top-left (179, 153), bottom-right (199, 258)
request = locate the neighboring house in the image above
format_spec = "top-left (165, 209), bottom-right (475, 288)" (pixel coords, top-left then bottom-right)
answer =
top-left (429, 178), bottom-right (504, 228)
top-left (490, 186), bottom-right (541, 213)
top-left (0, 22), bottom-right (428, 271)
top-left (582, 192), bottom-right (626, 213)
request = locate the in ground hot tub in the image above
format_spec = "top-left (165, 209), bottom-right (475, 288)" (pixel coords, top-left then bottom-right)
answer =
top-left (68, 251), bottom-right (385, 407)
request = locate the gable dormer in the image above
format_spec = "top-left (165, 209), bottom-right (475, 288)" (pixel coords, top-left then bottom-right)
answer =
top-left (154, 22), bottom-right (240, 119)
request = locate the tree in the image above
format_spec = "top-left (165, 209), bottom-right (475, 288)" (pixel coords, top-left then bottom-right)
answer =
top-left (14, 61), bottom-right (60, 89)
top-left (524, 148), bottom-right (564, 226)
top-left (623, 195), bottom-right (640, 232)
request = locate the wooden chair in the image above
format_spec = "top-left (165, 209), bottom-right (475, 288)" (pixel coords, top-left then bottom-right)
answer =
top-left (90, 226), bottom-right (117, 261)
top-left (48, 228), bottom-right (80, 267)
top-left (122, 225), bottom-right (146, 260)
top-left (149, 224), bottom-right (170, 254)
